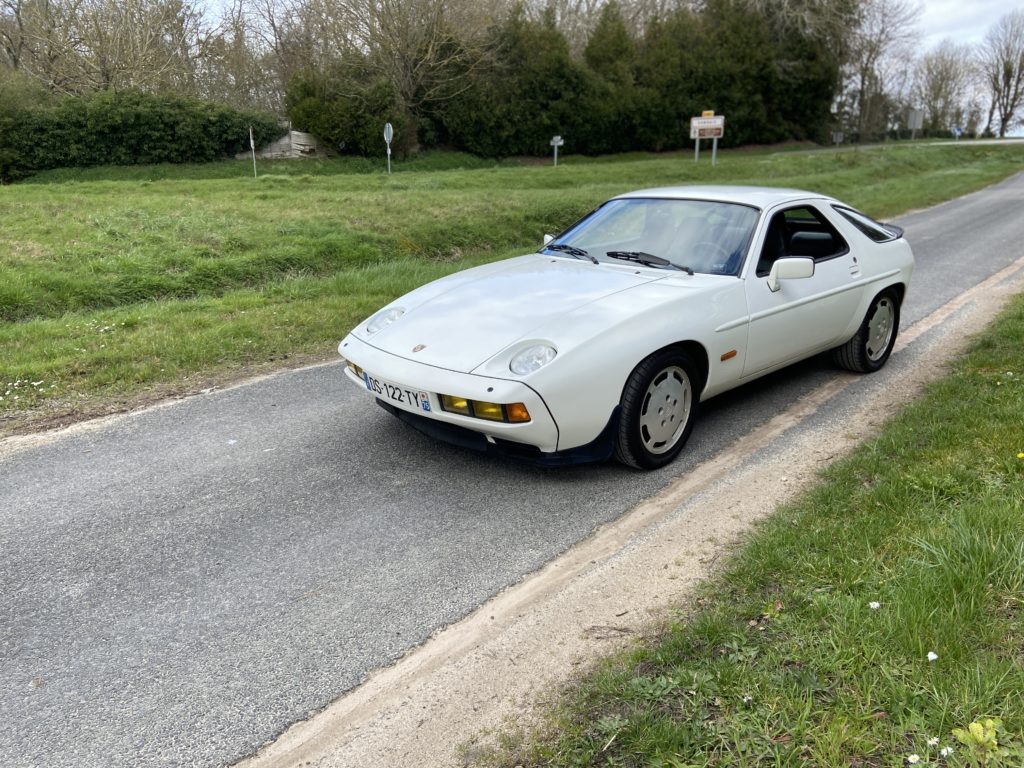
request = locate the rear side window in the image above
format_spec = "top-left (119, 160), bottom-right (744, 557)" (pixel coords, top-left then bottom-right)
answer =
top-left (755, 205), bottom-right (848, 276)
top-left (832, 205), bottom-right (898, 243)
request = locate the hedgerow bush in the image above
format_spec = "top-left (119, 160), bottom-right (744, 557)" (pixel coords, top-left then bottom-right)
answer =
top-left (0, 90), bottom-right (282, 182)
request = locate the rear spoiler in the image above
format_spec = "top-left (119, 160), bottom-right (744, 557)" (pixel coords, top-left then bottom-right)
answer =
top-left (882, 223), bottom-right (904, 239)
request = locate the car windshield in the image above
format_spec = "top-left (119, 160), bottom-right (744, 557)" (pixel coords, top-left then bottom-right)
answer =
top-left (543, 198), bottom-right (759, 276)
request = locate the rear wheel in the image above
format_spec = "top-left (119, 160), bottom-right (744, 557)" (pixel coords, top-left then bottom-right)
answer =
top-left (832, 288), bottom-right (900, 372)
top-left (615, 349), bottom-right (700, 470)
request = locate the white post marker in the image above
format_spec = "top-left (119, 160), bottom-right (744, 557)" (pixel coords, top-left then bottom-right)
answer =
top-left (690, 112), bottom-right (725, 167)
top-left (550, 135), bottom-right (564, 166)
top-left (249, 126), bottom-right (257, 178)
top-left (384, 122), bottom-right (394, 174)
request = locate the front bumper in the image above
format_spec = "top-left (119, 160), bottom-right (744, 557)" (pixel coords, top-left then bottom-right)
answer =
top-left (339, 334), bottom-right (560, 453)
top-left (377, 399), bottom-right (620, 467)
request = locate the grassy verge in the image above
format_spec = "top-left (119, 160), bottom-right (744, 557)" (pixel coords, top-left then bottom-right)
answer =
top-left (492, 295), bottom-right (1024, 767)
top-left (2, 143), bottom-right (1024, 432)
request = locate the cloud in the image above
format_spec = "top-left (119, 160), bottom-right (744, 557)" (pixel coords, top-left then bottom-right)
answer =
top-left (918, 0), bottom-right (1009, 49)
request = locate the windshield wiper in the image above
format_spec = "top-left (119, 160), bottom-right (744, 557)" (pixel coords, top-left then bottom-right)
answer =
top-left (605, 251), bottom-right (694, 275)
top-left (543, 243), bottom-right (599, 264)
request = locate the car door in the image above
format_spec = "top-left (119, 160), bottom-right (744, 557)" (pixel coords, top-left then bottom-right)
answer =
top-left (742, 203), bottom-right (863, 376)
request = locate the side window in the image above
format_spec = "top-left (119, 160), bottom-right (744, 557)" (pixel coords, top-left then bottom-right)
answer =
top-left (755, 206), bottom-right (848, 277)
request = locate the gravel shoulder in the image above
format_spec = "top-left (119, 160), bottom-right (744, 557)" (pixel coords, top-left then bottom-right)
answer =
top-left (236, 260), bottom-right (1024, 767)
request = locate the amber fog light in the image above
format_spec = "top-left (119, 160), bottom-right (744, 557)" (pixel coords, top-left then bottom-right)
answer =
top-left (472, 401), bottom-right (505, 422)
top-left (440, 394), bottom-right (471, 415)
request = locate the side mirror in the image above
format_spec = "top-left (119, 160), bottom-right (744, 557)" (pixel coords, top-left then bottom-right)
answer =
top-left (542, 233), bottom-right (555, 246)
top-left (767, 257), bottom-right (814, 292)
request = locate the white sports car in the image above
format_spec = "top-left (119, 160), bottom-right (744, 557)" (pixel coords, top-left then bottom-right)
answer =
top-left (338, 186), bottom-right (914, 469)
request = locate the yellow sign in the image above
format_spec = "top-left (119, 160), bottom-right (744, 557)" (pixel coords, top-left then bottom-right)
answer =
top-left (702, 110), bottom-right (715, 117)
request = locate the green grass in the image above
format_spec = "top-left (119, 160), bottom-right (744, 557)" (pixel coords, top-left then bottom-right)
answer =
top-left (2, 142), bottom-right (1024, 432)
top-left (490, 295), bottom-right (1024, 767)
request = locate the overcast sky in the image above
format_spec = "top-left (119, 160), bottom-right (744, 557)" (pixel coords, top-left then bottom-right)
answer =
top-left (917, 0), bottom-right (1011, 50)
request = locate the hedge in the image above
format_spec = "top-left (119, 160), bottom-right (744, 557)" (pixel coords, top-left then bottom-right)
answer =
top-left (0, 90), bottom-right (283, 182)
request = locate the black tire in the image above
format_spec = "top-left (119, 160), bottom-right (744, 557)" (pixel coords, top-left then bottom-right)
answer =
top-left (614, 348), bottom-right (700, 470)
top-left (832, 288), bottom-right (900, 373)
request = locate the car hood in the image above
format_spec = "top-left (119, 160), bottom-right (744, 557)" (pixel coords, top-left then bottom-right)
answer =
top-left (357, 255), bottom-right (669, 373)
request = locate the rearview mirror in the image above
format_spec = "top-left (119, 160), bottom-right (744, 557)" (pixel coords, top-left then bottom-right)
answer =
top-left (543, 233), bottom-right (554, 246)
top-left (767, 257), bottom-right (814, 292)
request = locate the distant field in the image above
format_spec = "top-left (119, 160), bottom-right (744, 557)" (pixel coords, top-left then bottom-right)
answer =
top-left (2, 143), bottom-right (1024, 433)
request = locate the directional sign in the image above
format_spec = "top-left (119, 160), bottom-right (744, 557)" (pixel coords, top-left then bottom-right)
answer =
top-left (550, 135), bottom-right (564, 166)
top-left (690, 115), bottom-right (724, 140)
top-left (383, 122), bottom-right (393, 174)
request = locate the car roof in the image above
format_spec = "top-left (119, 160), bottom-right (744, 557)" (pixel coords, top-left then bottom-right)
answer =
top-left (612, 185), bottom-right (836, 209)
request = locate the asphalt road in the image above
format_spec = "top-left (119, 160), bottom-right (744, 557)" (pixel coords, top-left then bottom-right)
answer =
top-left (3, 172), bottom-right (1024, 767)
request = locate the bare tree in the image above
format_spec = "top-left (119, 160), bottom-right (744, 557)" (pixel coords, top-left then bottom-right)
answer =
top-left (0, 0), bottom-right (28, 68)
top-left (13, 0), bottom-right (88, 93)
top-left (197, 0), bottom-right (280, 109)
top-left (741, 0), bottom-right (858, 52)
top-left (841, 0), bottom-right (920, 140)
top-left (914, 39), bottom-right (973, 133)
top-left (72, 0), bottom-right (210, 92)
top-left (1, 0), bottom-right (214, 94)
top-left (979, 9), bottom-right (1024, 137)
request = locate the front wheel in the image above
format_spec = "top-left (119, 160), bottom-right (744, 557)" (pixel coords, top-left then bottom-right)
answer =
top-left (832, 288), bottom-right (900, 373)
top-left (615, 349), bottom-right (700, 470)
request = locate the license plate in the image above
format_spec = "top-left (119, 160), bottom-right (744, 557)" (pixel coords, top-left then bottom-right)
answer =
top-left (363, 371), bottom-right (432, 414)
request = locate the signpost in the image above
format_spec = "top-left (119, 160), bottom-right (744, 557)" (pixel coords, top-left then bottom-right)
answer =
top-left (550, 135), bottom-right (564, 166)
top-left (384, 122), bottom-right (394, 174)
top-left (906, 108), bottom-right (923, 141)
top-left (249, 125), bottom-right (257, 178)
top-left (690, 112), bottom-right (724, 166)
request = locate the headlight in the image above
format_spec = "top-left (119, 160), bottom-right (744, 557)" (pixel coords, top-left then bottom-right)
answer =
top-left (510, 344), bottom-right (557, 375)
top-left (365, 307), bottom-right (405, 335)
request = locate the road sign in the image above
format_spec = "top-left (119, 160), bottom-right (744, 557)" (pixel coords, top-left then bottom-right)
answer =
top-left (691, 114), bottom-right (725, 167)
top-left (384, 122), bottom-right (393, 174)
top-left (690, 115), bottom-right (724, 140)
top-left (550, 135), bottom-right (564, 166)
top-left (906, 108), bottom-right (923, 140)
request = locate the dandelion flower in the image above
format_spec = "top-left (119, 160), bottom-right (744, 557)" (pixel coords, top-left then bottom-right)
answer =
top-left (907, 755), bottom-right (921, 765)
top-left (927, 737), bottom-right (940, 747)
top-left (1018, 453), bottom-right (1024, 459)
top-left (927, 651), bottom-right (938, 662)
top-left (869, 601), bottom-right (881, 610)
